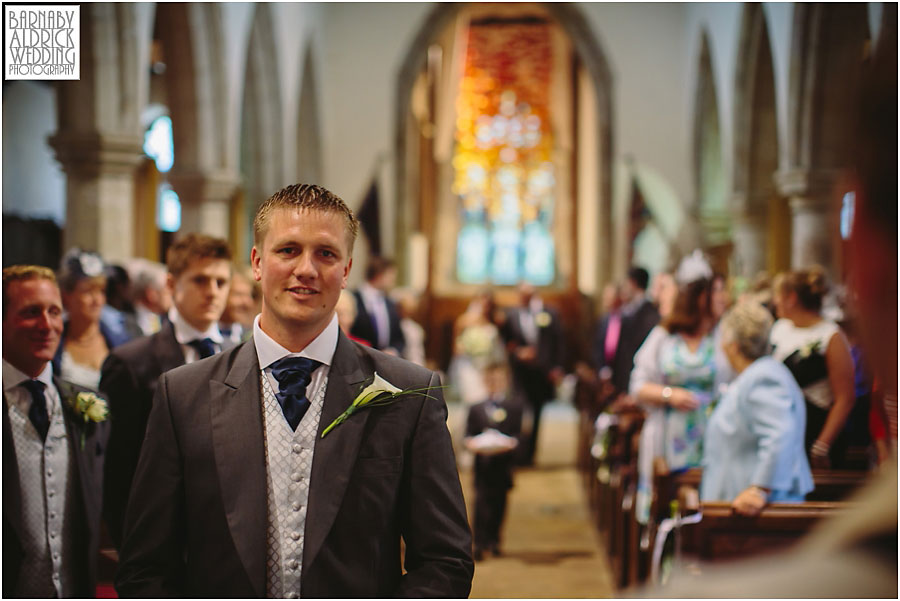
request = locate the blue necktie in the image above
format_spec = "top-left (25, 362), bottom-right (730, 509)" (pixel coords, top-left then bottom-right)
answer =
top-left (21, 379), bottom-right (49, 442)
top-left (188, 338), bottom-right (217, 359)
top-left (270, 357), bottom-right (321, 431)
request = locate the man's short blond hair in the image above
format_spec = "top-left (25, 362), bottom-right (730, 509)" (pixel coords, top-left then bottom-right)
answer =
top-left (3, 265), bottom-right (57, 318)
top-left (253, 183), bottom-right (359, 252)
top-left (720, 299), bottom-right (774, 361)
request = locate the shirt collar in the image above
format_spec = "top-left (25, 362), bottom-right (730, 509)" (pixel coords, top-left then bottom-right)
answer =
top-left (528, 297), bottom-right (543, 314)
top-left (3, 358), bottom-right (53, 394)
top-left (253, 313), bottom-right (339, 371)
top-left (169, 306), bottom-right (224, 345)
top-left (623, 293), bottom-right (646, 316)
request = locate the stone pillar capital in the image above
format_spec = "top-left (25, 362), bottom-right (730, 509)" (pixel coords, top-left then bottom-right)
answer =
top-left (773, 168), bottom-right (843, 201)
top-left (167, 169), bottom-right (242, 240)
top-left (48, 131), bottom-right (144, 177)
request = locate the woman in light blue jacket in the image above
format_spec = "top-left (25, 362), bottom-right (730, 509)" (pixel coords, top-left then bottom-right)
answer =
top-left (702, 300), bottom-right (814, 516)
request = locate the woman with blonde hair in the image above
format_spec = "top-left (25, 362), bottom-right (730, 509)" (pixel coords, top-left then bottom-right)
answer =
top-left (770, 266), bottom-right (855, 468)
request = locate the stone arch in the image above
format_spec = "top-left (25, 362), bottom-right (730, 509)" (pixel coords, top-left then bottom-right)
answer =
top-left (692, 30), bottom-right (728, 254)
top-left (777, 4), bottom-right (869, 272)
top-left (296, 42), bottom-right (323, 184)
top-left (240, 3), bottom-right (284, 214)
top-left (731, 4), bottom-right (782, 277)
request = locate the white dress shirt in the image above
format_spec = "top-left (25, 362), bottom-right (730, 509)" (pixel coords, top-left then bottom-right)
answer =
top-left (169, 306), bottom-right (225, 363)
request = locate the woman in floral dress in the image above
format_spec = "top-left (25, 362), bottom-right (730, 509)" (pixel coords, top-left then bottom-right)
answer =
top-left (629, 251), bottom-right (723, 525)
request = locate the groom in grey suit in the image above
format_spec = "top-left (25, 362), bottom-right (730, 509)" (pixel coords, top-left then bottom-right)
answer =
top-left (116, 184), bottom-right (473, 598)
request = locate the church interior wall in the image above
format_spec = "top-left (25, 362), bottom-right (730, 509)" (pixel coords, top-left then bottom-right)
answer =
top-left (1, 2), bottom-right (887, 286)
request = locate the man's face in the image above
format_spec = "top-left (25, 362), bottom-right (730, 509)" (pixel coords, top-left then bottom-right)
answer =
top-left (251, 207), bottom-right (352, 347)
top-left (223, 276), bottom-right (256, 327)
top-left (168, 257), bottom-right (231, 331)
top-left (2, 278), bottom-right (64, 376)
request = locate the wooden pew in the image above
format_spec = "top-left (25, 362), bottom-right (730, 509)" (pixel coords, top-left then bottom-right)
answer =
top-left (679, 500), bottom-right (853, 563)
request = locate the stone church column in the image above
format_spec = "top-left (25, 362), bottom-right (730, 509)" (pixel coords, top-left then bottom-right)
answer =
top-left (49, 132), bottom-right (144, 263)
top-left (730, 193), bottom-right (767, 279)
top-left (168, 170), bottom-right (241, 240)
top-left (774, 168), bottom-right (838, 274)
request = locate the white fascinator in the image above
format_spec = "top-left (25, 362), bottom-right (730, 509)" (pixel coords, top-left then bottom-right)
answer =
top-left (674, 249), bottom-right (713, 286)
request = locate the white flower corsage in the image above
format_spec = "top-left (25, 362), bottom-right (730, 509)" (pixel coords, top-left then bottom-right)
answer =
top-left (535, 311), bottom-right (552, 328)
top-left (321, 372), bottom-right (440, 438)
top-left (67, 391), bottom-right (108, 449)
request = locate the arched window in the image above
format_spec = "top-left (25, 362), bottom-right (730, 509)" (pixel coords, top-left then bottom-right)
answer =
top-left (452, 18), bottom-right (556, 286)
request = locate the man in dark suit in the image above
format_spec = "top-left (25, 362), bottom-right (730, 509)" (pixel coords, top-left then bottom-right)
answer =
top-left (501, 283), bottom-right (563, 466)
top-left (2, 266), bottom-right (109, 597)
top-left (350, 256), bottom-right (406, 354)
top-left (115, 184), bottom-right (473, 597)
top-left (99, 233), bottom-right (232, 548)
top-left (594, 267), bottom-right (660, 400)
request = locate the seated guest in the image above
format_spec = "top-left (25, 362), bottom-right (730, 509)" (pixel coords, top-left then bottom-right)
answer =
top-left (770, 267), bottom-right (855, 468)
top-left (702, 300), bottom-right (814, 516)
top-left (53, 248), bottom-right (120, 390)
top-left (99, 233), bottom-right (232, 548)
top-left (3, 265), bottom-right (109, 597)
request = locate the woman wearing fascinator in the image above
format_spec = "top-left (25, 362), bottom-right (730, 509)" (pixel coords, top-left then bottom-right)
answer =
top-left (630, 250), bottom-right (725, 525)
top-left (52, 248), bottom-right (120, 389)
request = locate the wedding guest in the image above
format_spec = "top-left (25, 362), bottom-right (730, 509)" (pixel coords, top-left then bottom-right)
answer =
top-left (604, 267), bottom-right (660, 399)
top-left (770, 267), bottom-right (855, 468)
top-left (53, 249), bottom-right (120, 390)
top-left (336, 289), bottom-right (370, 346)
top-left (3, 265), bottom-right (109, 597)
top-left (127, 259), bottom-right (171, 336)
top-left (99, 233), bottom-right (233, 548)
top-left (393, 288), bottom-right (427, 367)
top-left (630, 250), bottom-right (719, 524)
top-left (702, 300), bottom-right (814, 515)
top-left (501, 283), bottom-right (563, 466)
top-left (449, 289), bottom-right (506, 405)
top-left (220, 267), bottom-right (257, 344)
top-left (350, 256), bottom-right (405, 354)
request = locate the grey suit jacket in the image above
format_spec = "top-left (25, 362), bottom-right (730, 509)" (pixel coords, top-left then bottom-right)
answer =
top-left (2, 377), bottom-right (110, 597)
top-left (115, 331), bottom-right (473, 598)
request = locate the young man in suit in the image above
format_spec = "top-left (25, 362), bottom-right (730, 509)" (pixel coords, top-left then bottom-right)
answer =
top-left (116, 184), bottom-right (473, 597)
top-left (99, 233), bottom-right (232, 548)
top-left (350, 256), bottom-right (406, 354)
top-left (607, 267), bottom-right (659, 398)
top-left (2, 266), bottom-right (109, 597)
top-left (501, 283), bottom-right (563, 466)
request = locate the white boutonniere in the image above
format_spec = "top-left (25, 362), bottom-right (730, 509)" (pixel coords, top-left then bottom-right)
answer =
top-left (67, 391), bottom-right (108, 449)
top-left (321, 372), bottom-right (441, 438)
top-left (490, 407), bottom-right (507, 423)
top-left (535, 311), bottom-right (552, 328)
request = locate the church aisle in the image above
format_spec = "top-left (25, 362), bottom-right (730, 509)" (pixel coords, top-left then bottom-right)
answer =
top-left (453, 402), bottom-right (616, 598)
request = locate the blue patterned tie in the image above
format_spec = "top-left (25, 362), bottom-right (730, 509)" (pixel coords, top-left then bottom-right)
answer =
top-left (270, 357), bottom-right (321, 430)
top-left (21, 379), bottom-right (49, 442)
top-left (188, 338), bottom-right (217, 359)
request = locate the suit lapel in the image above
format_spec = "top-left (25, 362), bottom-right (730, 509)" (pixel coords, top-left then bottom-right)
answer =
top-left (209, 342), bottom-right (268, 597)
top-left (154, 323), bottom-right (187, 373)
top-left (303, 333), bottom-right (368, 574)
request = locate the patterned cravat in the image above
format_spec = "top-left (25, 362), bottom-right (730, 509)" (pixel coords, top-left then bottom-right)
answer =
top-left (188, 338), bottom-right (217, 359)
top-left (21, 379), bottom-right (49, 442)
top-left (269, 357), bottom-right (321, 430)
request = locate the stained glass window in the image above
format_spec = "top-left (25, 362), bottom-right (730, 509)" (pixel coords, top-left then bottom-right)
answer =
top-left (452, 20), bottom-right (556, 286)
top-left (144, 115), bottom-right (174, 173)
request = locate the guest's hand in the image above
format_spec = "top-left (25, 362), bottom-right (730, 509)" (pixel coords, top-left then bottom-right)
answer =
top-left (732, 486), bottom-right (768, 516)
top-left (668, 387), bottom-right (699, 411)
top-left (810, 440), bottom-right (831, 469)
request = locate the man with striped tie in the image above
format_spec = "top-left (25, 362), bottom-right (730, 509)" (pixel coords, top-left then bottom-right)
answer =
top-left (2, 265), bottom-right (109, 597)
top-left (99, 233), bottom-right (233, 548)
